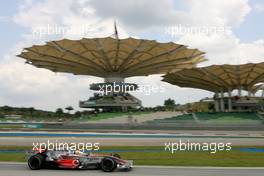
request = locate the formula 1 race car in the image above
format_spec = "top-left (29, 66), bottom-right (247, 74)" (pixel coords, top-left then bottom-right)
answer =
top-left (27, 148), bottom-right (133, 172)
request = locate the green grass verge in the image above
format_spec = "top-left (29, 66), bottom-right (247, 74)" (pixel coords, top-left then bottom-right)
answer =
top-left (204, 116), bottom-right (261, 124)
top-left (1, 146), bottom-right (264, 166)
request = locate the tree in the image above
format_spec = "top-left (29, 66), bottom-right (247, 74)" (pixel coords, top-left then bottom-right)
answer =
top-left (2, 106), bottom-right (11, 115)
top-left (65, 106), bottom-right (74, 114)
top-left (28, 107), bottom-right (35, 118)
top-left (164, 98), bottom-right (176, 111)
top-left (74, 111), bottom-right (82, 118)
top-left (164, 98), bottom-right (175, 106)
top-left (55, 108), bottom-right (64, 118)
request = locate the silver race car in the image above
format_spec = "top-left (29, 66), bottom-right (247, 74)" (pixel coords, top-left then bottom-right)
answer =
top-left (27, 148), bottom-right (133, 172)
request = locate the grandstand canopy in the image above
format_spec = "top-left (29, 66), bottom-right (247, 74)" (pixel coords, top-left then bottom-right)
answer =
top-left (17, 37), bottom-right (206, 79)
top-left (162, 62), bottom-right (264, 93)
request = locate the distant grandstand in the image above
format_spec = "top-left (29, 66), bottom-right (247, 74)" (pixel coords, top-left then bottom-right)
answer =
top-left (146, 112), bottom-right (263, 125)
top-left (145, 113), bottom-right (195, 124)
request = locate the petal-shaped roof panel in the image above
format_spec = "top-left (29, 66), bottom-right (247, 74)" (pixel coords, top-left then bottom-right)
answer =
top-left (17, 37), bottom-right (206, 78)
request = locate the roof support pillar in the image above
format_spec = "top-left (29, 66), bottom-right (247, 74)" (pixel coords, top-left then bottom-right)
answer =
top-left (228, 89), bottom-right (232, 112)
top-left (220, 91), bottom-right (225, 112)
top-left (104, 76), bottom-right (124, 83)
top-left (214, 93), bottom-right (220, 112)
top-left (238, 87), bottom-right (242, 97)
top-left (248, 90), bottom-right (252, 97)
top-left (237, 87), bottom-right (242, 112)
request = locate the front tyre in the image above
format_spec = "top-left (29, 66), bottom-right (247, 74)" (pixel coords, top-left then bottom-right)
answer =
top-left (28, 154), bottom-right (44, 170)
top-left (101, 157), bottom-right (117, 172)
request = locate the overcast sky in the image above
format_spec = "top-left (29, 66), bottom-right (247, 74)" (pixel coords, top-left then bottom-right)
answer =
top-left (1, 0), bottom-right (264, 111)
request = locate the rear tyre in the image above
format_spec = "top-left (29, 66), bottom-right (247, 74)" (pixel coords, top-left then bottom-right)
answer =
top-left (101, 157), bottom-right (117, 172)
top-left (28, 154), bottom-right (44, 170)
